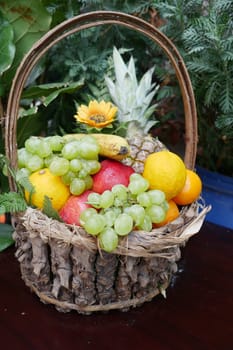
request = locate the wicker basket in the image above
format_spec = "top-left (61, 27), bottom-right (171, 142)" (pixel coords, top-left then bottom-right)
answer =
top-left (5, 11), bottom-right (210, 314)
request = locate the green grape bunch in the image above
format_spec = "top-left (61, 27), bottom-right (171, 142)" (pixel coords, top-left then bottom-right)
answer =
top-left (80, 173), bottom-right (169, 253)
top-left (16, 134), bottom-right (101, 196)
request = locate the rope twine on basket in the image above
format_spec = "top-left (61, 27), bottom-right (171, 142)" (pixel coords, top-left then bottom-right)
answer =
top-left (21, 201), bottom-right (210, 260)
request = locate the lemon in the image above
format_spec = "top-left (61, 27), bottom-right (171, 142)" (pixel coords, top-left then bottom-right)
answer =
top-left (143, 151), bottom-right (187, 200)
top-left (25, 168), bottom-right (70, 210)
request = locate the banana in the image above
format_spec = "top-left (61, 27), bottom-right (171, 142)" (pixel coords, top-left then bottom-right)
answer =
top-left (63, 133), bottom-right (130, 160)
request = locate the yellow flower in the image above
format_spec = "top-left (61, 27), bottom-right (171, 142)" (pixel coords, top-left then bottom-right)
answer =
top-left (74, 100), bottom-right (118, 128)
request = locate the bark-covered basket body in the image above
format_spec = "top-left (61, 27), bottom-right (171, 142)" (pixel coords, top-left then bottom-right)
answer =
top-left (5, 11), bottom-right (210, 314)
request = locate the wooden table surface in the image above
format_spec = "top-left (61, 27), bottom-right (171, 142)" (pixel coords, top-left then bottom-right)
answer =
top-left (0, 221), bottom-right (232, 350)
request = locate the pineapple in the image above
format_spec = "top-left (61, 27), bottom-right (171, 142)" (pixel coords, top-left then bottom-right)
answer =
top-left (105, 47), bottom-right (167, 173)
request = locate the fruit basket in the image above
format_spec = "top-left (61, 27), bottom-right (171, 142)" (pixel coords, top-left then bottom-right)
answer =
top-left (5, 11), bottom-right (210, 314)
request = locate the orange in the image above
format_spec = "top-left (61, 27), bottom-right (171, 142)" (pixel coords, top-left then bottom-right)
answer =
top-left (143, 151), bottom-right (187, 200)
top-left (0, 214), bottom-right (6, 224)
top-left (25, 168), bottom-right (70, 210)
top-left (154, 200), bottom-right (180, 227)
top-left (173, 169), bottom-right (202, 205)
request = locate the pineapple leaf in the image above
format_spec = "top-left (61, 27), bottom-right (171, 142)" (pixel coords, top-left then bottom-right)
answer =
top-left (144, 120), bottom-right (159, 134)
top-left (144, 103), bottom-right (159, 121)
top-left (113, 46), bottom-right (129, 87)
top-left (104, 76), bottom-right (116, 100)
top-left (106, 47), bottom-right (159, 130)
top-left (136, 69), bottom-right (156, 103)
top-left (140, 89), bottom-right (158, 113)
top-left (127, 55), bottom-right (137, 88)
top-left (137, 66), bottom-right (157, 95)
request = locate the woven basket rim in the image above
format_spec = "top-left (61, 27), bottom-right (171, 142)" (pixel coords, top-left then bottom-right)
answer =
top-left (19, 200), bottom-right (211, 259)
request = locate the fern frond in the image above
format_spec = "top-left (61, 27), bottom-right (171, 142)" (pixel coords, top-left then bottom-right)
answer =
top-left (157, 85), bottom-right (176, 100)
top-left (215, 114), bottom-right (233, 129)
top-left (215, 114), bottom-right (233, 131)
top-left (0, 192), bottom-right (28, 214)
top-left (187, 59), bottom-right (214, 74)
top-left (204, 81), bottom-right (219, 107)
top-left (183, 27), bottom-right (202, 48)
top-left (184, 0), bottom-right (203, 15)
top-left (218, 81), bottom-right (233, 113)
top-left (223, 51), bottom-right (233, 62)
top-left (214, 0), bottom-right (233, 12)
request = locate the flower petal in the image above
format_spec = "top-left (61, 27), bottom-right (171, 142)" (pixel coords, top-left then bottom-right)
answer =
top-left (74, 100), bottom-right (117, 128)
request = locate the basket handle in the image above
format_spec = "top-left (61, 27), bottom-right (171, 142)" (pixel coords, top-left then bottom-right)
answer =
top-left (5, 11), bottom-right (197, 191)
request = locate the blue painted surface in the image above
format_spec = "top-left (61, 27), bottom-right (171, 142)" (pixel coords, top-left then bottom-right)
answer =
top-left (196, 166), bottom-right (233, 229)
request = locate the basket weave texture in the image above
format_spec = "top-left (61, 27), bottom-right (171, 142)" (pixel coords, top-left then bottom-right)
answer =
top-left (5, 11), bottom-right (210, 314)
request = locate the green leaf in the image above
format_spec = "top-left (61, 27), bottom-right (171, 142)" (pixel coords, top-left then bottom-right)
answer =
top-left (0, 11), bottom-right (15, 75)
top-left (42, 196), bottom-right (62, 222)
top-left (17, 113), bottom-right (46, 148)
top-left (22, 82), bottom-right (76, 99)
top-left (0, 224), bottom-right (14, 252)
top-left (19, 105), bottom-right (38, 117)
top-left (43, 81), bottom-right (84, 107)
top-left (21, 80), bottom-right (84, 106)
top-left (0, 0), bottom-right (52, 92)
top-left (17, 175), bottom-right (34, 194)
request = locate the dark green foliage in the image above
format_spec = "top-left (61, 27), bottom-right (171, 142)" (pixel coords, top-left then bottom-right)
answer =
top-left (182, 6), bottom-right (233, 114)
top-left (180, 1), bottom-right (233, 174)
top-left (41, 0), bottom-right (82, 26)
top-left (151, 0), bottom-right (204, 48)
top-left (78, 0), bottom-right (154, 16)
top-left (150, 0), bottom-right (233, 175)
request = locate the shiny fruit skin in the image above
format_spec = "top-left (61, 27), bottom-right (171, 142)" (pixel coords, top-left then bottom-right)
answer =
top-left (63, 133), bottom-right (130, 161)
top-left (25, 168), bottom-right (70, 210)
top-left (173, 169), bottom-right (202, 205)
top-left (143, 151), bottom-right (186, 200)
top-left (59, 190), bottom-right (93, 225)
top-left (153, 200), bottom-right (179, 227)
top-left (92, 159), bottom-right (134, 194)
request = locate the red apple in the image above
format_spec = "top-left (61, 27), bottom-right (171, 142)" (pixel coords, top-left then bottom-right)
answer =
top-left (92, 159), bottom-right (135, 194)
top-left (59, 190), bottom-right (93, 225)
